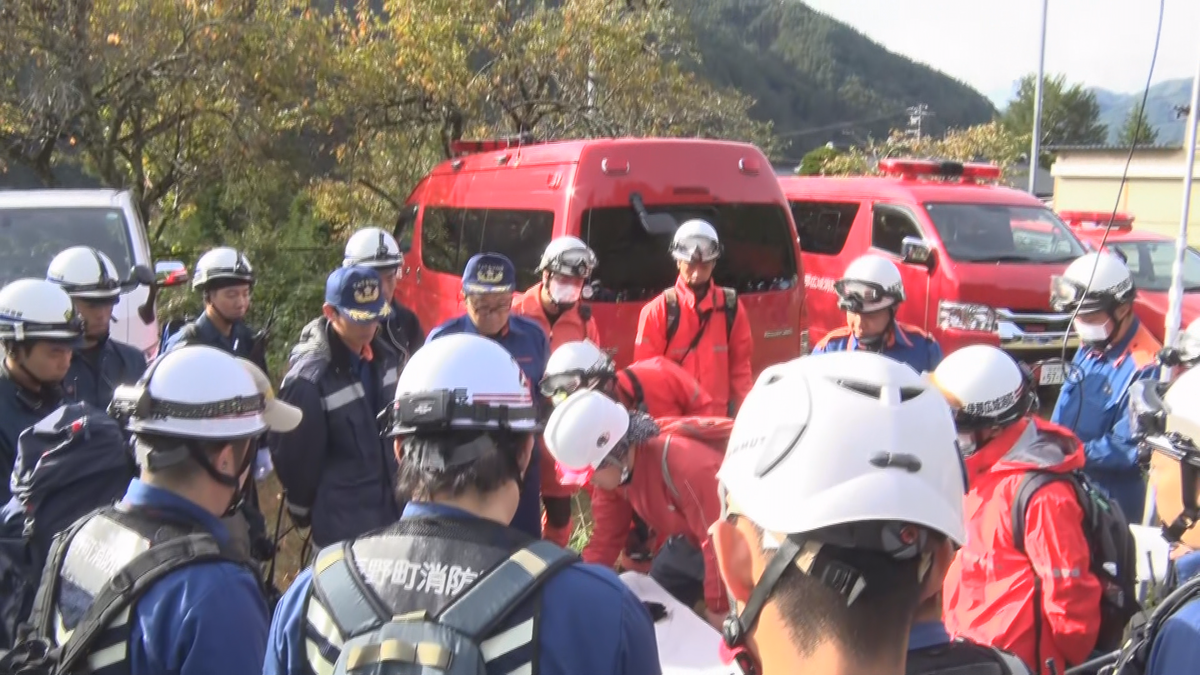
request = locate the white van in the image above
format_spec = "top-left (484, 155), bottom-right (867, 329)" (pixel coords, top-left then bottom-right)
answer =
top-left (0, 189), bottom-right (188, 360)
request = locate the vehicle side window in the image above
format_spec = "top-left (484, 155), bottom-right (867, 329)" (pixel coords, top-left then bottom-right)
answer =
top-left (420, 206), bottom-right (554, 288)
top-left (791, 201), bottom-right (860, 255)
top-left (871, 205), bottom-right (923, 256)
top-left (393, 204), bottom-right (418, 252)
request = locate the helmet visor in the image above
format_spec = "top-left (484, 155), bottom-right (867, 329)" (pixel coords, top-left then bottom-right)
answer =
top-left (1049, 275), bottom-right (1088, 312)
top-left (539, 371), bottom-right (586, 399)
top-left (834, 279), bottom-right (896, 313)
top-left (546, 248), bottom-right (597, 277)
top-left (671, 236), bottom-right (721, 263)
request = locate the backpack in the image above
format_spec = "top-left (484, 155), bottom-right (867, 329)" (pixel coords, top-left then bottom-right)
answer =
top-left (309, 539), bottom-right (577, 675)
top-left (906, 638), bottom-right (1032, 675)
top-left (1093, 573), bottom-right (1200, 675)
top-left (158, 315), bottom-right (195, 351)
top-left (0, 507), bottom-right (245, 675)
top-left (655, 416), bottom-right (733, 499)
top-left (663, 287), bottom-right (738, 357)
top-left (1011, 470), bottom-right (1141, 654)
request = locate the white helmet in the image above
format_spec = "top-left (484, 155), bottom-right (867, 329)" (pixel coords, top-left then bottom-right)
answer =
top-left (537, 236), bottom-right (597, 278)
top-left (540, 340), bottom-right (615, 399)
top-left (1051, 252), bottom-right (1134, 313)
top-left (671, 219), bottom-right (722, 263)
top-left (836, 254), bottom-right (905, 313)
top-left (46, 246), bottom-right (123, 300)
top-left (385, 333), bottom-right (538, 436)
top-left (930, 345), bottom-right (1037, 436)
top-left (193, 247), bottom-right (254, 290)
top-left (543, 389), bottom-right (630, 472)
top-left (344, 227), bottom-right (403, 270)
top-left (720, 351), bottom-right (965, 545)
top-left (0, 279), bottom-right (84, 343)
top-left (110, 345), bottom-right (301, 442)
top-left (1163, 367), bottom-right (1200, 447)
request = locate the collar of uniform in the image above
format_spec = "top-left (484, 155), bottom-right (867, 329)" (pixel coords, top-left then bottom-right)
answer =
top-left (907, 620), bottom-right (951, 651)
top-left (673, 277), bottom-right (719, 313)
top-left (849, 326), bottom-right (903, 351)
top-left (461, 313), bottom-right (511, 340)
top-left (0, 360), bottom-right (60, 410)
top-left (323, 317), bottom-right (379, 370)
top-left (122, 478), bottom-right (230, 546)
top-left (1087, 315), bottom-right (1141, 363)
top-left (402, 501), bottom-right (477, 520)
top-left (1175, 549), bottom-right (1200, 584)
top-left (195, 312), bottom-right (238, 350)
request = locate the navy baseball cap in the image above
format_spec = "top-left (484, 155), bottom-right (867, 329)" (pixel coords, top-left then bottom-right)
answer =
top-left (462, 253), bottom-right (516, 295)
top-left (325, 266), bottom-right (388, 324)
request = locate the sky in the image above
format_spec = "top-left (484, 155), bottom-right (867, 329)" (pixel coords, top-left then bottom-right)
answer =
top-left (802, 0), bottom-right (1199, 107)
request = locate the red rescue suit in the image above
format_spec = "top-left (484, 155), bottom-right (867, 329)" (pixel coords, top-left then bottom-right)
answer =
top-left (583, 433), bottom-right (727, 613)
top-left (614, 356), bottom-right (720, 418)
top-left (944, 417), bottom-right (1103, 674)
top-left (634, 278), bottom-right (753, 415)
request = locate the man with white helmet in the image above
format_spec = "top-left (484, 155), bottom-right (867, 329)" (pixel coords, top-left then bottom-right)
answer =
top-left (511, 236), bottom-right (601, 546)
top-left (813, 253), bottom-right (943, 373)
top-left (343, 227), bottom-right (424, 367)
top-left (709, 351), bottom-right (966, 675)
top-left (46, 246), bottom-right (148, 409)
top-left (263, 333), bottom-right (660, 675)
top-left (635, 219), bottom-right (753, 416)
top-left (1050, 251), bottom-right (1161, 521)
top-left (932, 345), bottom-right (1102, 674)
top-left (0, 279), bottom-right (84, 501)
top-left (5, 345), bottom-right (301, 674)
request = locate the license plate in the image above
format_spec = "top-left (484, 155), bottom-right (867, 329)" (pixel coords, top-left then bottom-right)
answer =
top-left (1039, 362), bottom-right (1065, 386)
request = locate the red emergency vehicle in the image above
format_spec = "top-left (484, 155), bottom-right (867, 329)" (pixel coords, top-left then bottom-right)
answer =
top-left (393, 136), bottom-right (805, 373)
top-left (780, 158), bottom-right (1087, 386)
top-left (1060, 210), bottom-right (1200, 343)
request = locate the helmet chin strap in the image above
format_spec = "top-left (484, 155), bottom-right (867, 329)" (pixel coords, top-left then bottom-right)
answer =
top-left (856, 308), bottom-right (897, 352)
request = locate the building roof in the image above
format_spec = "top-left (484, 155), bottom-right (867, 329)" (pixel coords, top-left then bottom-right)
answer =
top-left (1047, 143), bottom-right (1183, 152)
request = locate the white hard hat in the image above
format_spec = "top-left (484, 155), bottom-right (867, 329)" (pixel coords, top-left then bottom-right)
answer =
top-left (344, 227), bottom-right (403, 269)
top-left (110, 345), bottom-right (301, 441)
top-left (720, 351), bottom-right (966, 545)
top-left (385, 333), bottom-right (539, 435)
top-left (537, 236), bottom-right (597, 277)
top-left (1164, 366), bottom-right (1200, 444)
top-left (46, 246), bottom-right (123, 300)
top-left (543, 389), bottom-right (630, 471)
top-left (540, 340), bottom-right (614, 399)
top-left (193, 247), bottom-right (254, 290)
top-left (0, 279), bottom-right (84, 343)
top-left (1176, 318), bottom-right (1200, 364)
top-left (671, 219), bottom-right (722, 263)
top-left (1051, 252), bottom-right (1134, 313)
top-left (836, 254), bottom-right (905, 313)
top-left (930, 345), bottom-right (1036, 433)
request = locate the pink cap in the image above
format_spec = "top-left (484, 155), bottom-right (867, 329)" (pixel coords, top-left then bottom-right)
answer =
top-left (556, 463), bottom-right (594, 487)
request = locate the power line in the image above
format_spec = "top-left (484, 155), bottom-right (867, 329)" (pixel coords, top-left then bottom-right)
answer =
top-left (773, 108), bottom-right (911, 139)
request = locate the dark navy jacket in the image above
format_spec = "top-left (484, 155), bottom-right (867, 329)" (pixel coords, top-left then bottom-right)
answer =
top-left (382, 300), bottom-right (424, 370)
top-left (64, 337), bottom-right (147, 411)
top-left (162, 313), bottom-right (268, 375)
top-left (812, 321), bottom-right (944, 374)
top-left (0, 364), bottom-right (64, 504)
top-left (427, 314), bottom-right (550, 539)
top-left (263, 502), bottom-right (661, 675)
top-left (269, 318), bottom-right (401, 548)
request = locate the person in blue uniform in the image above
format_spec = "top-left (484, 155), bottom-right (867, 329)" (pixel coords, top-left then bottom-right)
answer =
top-left (269, 266), bottom-right (403, 548)
top-left (263, 333), bottom-right (660, 675)
top-left (812, 253), bottom-right (942, 373)
top-left (1050, 252), bottom-right (1160, 521)
top-left (427, 253), bottom-right (549, 539)
top-left (46, 246), bottom-right (147, 409)
top-left (0, 279), bottom-right (83, 502)
top-left (342, 227), bottom-right (424, 369)
top-left (18, 345), bottom-right (301, 675)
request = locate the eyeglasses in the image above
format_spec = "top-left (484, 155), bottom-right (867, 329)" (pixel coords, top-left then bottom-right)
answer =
top-left (466, 297), bottom-right (510, 315)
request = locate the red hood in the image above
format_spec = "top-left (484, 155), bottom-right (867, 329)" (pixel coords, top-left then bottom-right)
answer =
top-left (1132, 290), bottom-right (1200, 342)
top-left (949, 261), bottom-right (1066, 311)
top-left (965, 418), bottom-right (1084, 483)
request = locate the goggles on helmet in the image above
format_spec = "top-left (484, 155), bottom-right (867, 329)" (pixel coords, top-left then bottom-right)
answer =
top-left (384, 387), bottom-right (539, 437)
top-left (544, 248), bottom-right (598, 278)
top-left (671, 236), bottom-right (722, 263)
top-left (834, 279), bottom-right (899, 313)
top-left (1049, 274), bottom-right (1132, 313)
top-left (539, 371), bottom-right (587, 399)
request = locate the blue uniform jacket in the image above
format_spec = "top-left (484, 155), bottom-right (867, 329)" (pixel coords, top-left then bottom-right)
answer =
top-left (64, 337), bottom-right (147, 410)
top-left (119, 479), bottom-right (269, 675)
top-left (427, 315), bottom-right (550, 539)
top-left (812, 321), bottom-right (944, 373)
top-left (1051, 318), bottom-right (1160, 521)
top-left (0, 365), bottom-right (63, 504)
top-left (1147, 551), bottom-right (1200, 675)
top-left (269, 318), bottom-right (401, 548)
top-left (263, 502), bottom-right (661, 675)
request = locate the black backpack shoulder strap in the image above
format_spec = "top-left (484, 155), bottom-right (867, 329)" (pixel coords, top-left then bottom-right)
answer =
top-left (55, 533), bottom-right (233, 673)
top-left (308, 541), bottom-right (391, 639)
top-left (1011, 471), bottom-right (1075, 554)
top-left (436, 539), bottom-right (577, 641)
top-left (721, 287), bottom-right (738, 342)
top-left (663, 288), bottom-right (680, 345)
top-left (578, 304), bottom-right (591, 322)
top-left (621, 368), bottom-right (647, 413)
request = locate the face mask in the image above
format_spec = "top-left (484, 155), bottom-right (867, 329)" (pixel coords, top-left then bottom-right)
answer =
top-left (548, 279), bottom-right (583, 305)
top-left (1074, 318), bottom-right (1113, 343)
top-left (956, 432), bottom-right (978, 457)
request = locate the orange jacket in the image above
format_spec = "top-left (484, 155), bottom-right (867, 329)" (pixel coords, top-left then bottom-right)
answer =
top-left (633, 278), bottom-right (753, 415)
top-left (944, 417), bottom-right (1103, 674)
top-left (583, 433), bottom-right (726, 612)
top-left (512, 283), bottom-right (600, 351)
top-left (615, 356), bottom-right (720, 418)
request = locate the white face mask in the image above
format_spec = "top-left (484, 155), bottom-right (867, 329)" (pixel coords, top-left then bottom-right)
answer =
top-left (1074, 318), bottom-right (1113, 343)
top-left (548, 279), bottom-right (583, 305)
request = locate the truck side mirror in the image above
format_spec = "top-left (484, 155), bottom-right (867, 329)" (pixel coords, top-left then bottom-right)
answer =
top-left (155, 261), bottom-right (189, 288)
top-left (901, 237), bottom-right (935, 269)
top-left (128, 264), bottom-right (156, 287)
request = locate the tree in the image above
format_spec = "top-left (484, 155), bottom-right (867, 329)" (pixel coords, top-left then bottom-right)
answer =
top-left (817, 122), bottom-right (1027, 177)
top-left (1002, 73), bottom-right (1107, 157)
top-left (796, 145), bottom-right (841, 175)
top-left (1118, 101), bottom-right (1159, 146)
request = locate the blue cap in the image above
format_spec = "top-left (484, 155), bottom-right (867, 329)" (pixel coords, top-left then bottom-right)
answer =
top-left (462, 253), bottom-right (516, 295)
top-left (325, 266), bottom-right (387, 324)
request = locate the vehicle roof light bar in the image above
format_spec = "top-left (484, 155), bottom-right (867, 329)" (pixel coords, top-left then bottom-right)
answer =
top-left (1058, 210), bottom-right (1135, 231)
top-left (448, 132), bottom-right (539, 157)
top-left (878, 158), bottom-right (1003, 184)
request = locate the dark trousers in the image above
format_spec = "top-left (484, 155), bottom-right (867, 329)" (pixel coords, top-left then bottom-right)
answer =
top-left (649, 534), bottom-right (705, 609)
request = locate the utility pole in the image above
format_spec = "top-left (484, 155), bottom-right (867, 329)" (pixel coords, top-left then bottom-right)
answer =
top-left (1029, 0), bottom-right (1049, 194)
top-left (906, 104), bottom-right (933, 142)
